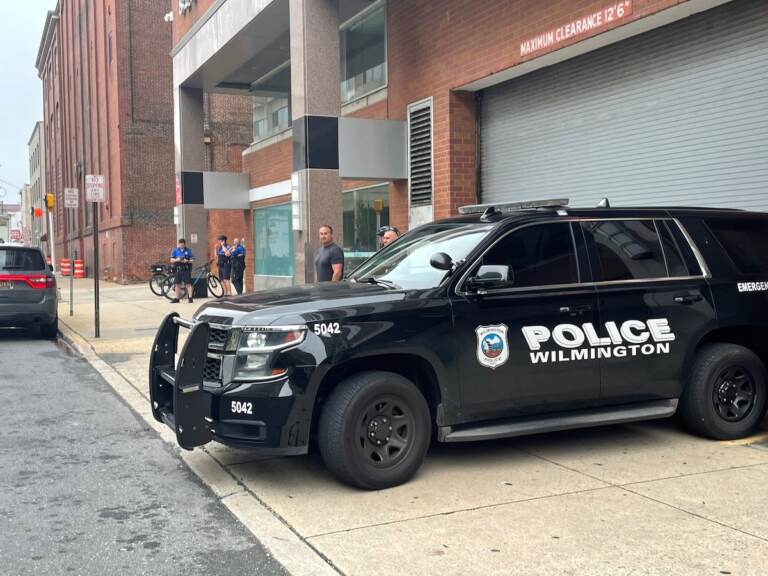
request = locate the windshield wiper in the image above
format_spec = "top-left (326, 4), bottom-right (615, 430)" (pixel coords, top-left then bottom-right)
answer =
top-left (356, 276), bottom-right (399, 289)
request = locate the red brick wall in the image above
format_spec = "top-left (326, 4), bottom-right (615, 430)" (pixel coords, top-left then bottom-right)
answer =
top-left (242, 138), bottom-right (293, 189)
top-left (172, 0), bottom-right (218, 46)
top-left (204, 93), bottom-right (253, 172)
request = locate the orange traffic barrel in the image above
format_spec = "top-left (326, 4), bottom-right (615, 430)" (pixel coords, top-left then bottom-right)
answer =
top-left (60, 258), bottom-right (71, 276)
top-left (73, 260), bottom-right (85, 278)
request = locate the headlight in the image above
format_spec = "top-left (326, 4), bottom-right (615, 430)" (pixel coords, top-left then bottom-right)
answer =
top-left (233, 326), bottom-right (306, 381)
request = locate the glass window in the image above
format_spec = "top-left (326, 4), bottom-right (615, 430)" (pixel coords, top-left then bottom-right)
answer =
top-left (478, 223), bottom-right (578, 288)
top-left (251, 64), bottom-right (291, 143)
top-left (657, 221), bottom-right (688, 277)
top-left (706, 217), bottom-right (768, 275)
top-left (342, 185), bottom-right (390, 269)
top-left (349, 223), bottom-right (494, 290)
top-left (583, 220), bottom-right (667, 282)
top-left (340, 5), bottom-right (386, 103)
top-left (254, 204), bottom-right (294, 278)
top-left (0, 248), bottom-right (45, 271)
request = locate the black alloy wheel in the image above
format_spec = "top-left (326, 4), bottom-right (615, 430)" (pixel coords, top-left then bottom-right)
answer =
top-left (318, 371), bottom-right (431, 490)
top-left (356, 395), bottom-right (416, 468)
top-left (712, 365), bottom-right (756, 422)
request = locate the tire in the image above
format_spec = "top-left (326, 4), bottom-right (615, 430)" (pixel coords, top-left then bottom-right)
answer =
top-left (318, 371), bottom-right (431, 490)
top-left (40, 317), bottom-right (58, 340)
top-left (149, 273), bottom-right (167, 296)
top-left (162, 277), bottom-right (187, 300)
top-left (680, 343), bottom-right (767, 440)
top-left (207, 274), bottom-right (224, 298)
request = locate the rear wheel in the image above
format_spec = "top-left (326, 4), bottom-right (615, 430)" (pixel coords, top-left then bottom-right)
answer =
top-left (162, 277), bottom-right (187, 300)
top-left (207, 274), bottom-right (224, 298)
top-left (40, 317), bottom-right (58, 340)
top-left (149, 273), bottom-right (167, 296)
top-left (680, 343), bottom-right (767, 440)
top-left (318, 371), bottom-right (431, 490)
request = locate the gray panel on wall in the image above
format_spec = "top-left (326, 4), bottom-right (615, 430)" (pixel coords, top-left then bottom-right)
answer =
top-left (202, 171), bottom-right (250, 209)
top-left (339, 117), bottom-right (407, 180)
top-left (480, 0), bottom-right (768, 211)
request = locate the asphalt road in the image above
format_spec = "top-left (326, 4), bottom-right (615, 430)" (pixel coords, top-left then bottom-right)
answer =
top-left (0, 329), bottom-right (287, 576)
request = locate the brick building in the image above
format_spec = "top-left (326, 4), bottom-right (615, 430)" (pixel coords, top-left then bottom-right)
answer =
top-left (35, 0), bottom-right (177, 282)
top-left (172, 0), bottom-right (767, 291)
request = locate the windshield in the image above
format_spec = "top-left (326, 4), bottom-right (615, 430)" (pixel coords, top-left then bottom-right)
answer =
top-left (349, 223), bottom-right (494, 289)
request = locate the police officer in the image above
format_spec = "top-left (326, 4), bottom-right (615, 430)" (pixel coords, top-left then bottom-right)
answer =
top-left (170, 238), bottom-right (194, 304)
top-left (215, 235), bottom-right (232, 296)
top-left (230, 238), bottom-right (246, 295)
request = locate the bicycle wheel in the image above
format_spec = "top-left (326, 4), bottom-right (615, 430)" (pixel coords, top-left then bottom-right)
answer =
top-left (149, 273), bottom-right (167, 296)
top-left (207, 274), bottom-right (224, 298)
top-left (162, 276), bottom-right (187, 301)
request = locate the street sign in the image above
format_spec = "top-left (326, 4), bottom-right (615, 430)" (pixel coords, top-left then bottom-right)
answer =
top-left (85, 175), bottom-right (105, 203)
top-left (10, 229), bottom-right (22, 241)
top-left (64, 188), bottom-right (79, 209)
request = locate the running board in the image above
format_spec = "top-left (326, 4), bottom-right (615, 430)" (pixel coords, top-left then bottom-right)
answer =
top-left (438, 399), bottom-right (678, 443)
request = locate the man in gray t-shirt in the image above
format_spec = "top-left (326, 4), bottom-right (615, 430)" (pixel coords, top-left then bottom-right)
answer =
top-left (315, 224), bottom-right (344, 282)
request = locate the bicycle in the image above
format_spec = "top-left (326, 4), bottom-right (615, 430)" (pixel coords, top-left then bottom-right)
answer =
top-left (162, 260), bottom-right (224, 300)
top-left (148, 263), bottom-right (171, 297)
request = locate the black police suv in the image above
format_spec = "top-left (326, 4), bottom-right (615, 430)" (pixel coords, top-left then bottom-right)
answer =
top-left (150, 199), bottom-right (768, 489)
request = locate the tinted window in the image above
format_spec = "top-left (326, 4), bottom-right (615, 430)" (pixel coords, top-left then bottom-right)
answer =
top-left (479, 223), bottom-right (578, 288)
top-left (657, 221), bottom-right (688, 277)
top-left (706, 218), bottom-right (768, 275)
top-left (0, 248), bottom-right (46, 271)
top-left (583, 220), bottom-right (667, 281)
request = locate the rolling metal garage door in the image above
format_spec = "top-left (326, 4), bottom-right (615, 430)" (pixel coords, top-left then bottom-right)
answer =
top-left (480, 0), bottom-right (768, 211)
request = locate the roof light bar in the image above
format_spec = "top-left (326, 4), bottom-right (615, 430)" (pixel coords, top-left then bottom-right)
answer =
top-left (458, 198), bottom-right (570, 215)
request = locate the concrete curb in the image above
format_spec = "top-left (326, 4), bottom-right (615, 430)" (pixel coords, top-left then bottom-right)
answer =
top-left (57, 322), bottom-right (341, 576)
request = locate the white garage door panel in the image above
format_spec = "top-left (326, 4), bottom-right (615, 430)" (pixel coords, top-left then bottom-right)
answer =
top-left (480, 0), bottom-right (768, 211)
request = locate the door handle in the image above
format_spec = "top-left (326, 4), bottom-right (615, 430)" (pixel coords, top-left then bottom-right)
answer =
top-left (560, 304), bottom-right (592, 315)
top-left (673, 293), bottom-right (703, 305)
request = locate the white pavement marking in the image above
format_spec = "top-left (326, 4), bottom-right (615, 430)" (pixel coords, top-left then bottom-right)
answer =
top-left (58, 322), bottom-right (341, 576)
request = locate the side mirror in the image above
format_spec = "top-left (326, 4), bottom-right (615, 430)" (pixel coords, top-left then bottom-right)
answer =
top-left (467, 265), bottom-right (511, 291)
top-left (430, 252), bottom-right (454, 271)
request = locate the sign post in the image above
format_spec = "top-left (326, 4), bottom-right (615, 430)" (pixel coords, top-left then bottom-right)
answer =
top-left (64, 188), bottom-right (79, 317)
top-left (85, 175), bottom-right (105, 338)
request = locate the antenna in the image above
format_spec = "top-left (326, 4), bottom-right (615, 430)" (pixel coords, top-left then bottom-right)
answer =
top-left (597, 198), bottom-right (611, 208)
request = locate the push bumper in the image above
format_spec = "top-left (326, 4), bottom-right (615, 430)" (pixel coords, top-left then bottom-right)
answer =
top-left (149, 313), bottom-right (310, 454)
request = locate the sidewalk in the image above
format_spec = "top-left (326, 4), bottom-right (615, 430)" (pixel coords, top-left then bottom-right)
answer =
top-left (58, 279), bottom-right (768, 576)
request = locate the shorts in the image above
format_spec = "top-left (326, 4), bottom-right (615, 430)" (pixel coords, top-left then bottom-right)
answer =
top-left (175, 268), bottom-right (192, 285)
top-left (218, 264), bottom-right (231, 280)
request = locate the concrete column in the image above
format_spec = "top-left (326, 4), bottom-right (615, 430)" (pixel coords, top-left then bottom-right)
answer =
top-left (173, 86), bottom-right (208, 256)
top-left (289, 0), bottom-right (342, 284)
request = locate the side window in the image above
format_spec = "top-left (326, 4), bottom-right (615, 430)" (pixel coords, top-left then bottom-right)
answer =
top-left (705, 217), bottom-right (768, 275)
top-left (657, 220), bottom-right (688, 277)
top-left (582, 220), bottom-right (667, 281)
top-left (478, 223), bottom-right (578, 288)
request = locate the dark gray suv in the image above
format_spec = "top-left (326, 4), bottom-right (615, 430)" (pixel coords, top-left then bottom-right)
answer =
top-left (0, 246), bottom-right (58, 338)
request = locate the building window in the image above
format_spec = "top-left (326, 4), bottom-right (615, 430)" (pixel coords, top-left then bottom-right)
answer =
top-left (254, 203), bottom-right (294, 279)
top-left (342, 184), bottom-right (390, 269)
top-left (340, 4), bottom-right (386, 103)
top-left (251, 63), bottom-right (291, 144)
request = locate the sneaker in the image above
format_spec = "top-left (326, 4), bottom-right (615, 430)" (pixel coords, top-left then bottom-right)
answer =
top-left (188, 298), bottom-right (194, 304)
top-left (170, 298), bottom-right (180, 303)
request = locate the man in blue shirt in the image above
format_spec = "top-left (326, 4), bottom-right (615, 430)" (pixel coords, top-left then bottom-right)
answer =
top-left (215, 235), bottom-right (232, 296)
top-left (230, 237), bottom-right (246, 295)
top-left (170, 238), bottom-right (194, 303)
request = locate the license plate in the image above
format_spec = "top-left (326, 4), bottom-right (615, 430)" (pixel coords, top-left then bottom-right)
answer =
top-left (0, 281), bottom-right (13, 290)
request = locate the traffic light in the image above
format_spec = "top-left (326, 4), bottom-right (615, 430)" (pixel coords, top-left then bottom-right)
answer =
top-left (46, 193), bottom-right (54, 210)
top-left (33, 207), bottom-right (44, 218)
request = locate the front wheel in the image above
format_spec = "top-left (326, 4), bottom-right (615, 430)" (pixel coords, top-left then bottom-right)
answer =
top-left (680, 343), bottom-right (767, 440)
top-left (149, 273), bottom-right (166, 296)
top-left (318, 371), bottom-right (431, 490)
top-left (162, 277), bottom-right (187, 300)
top-left (207, 274), bottom-right (224, 298)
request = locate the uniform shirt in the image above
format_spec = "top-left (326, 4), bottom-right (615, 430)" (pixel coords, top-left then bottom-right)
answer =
top-left (171, 247), bottom-right (194, 262)
top-left (315, 243), bottom-right (344, 282)
top-left (231, 245), bottom-right (246, 272)
top-left (216, 244), bottom-right (232, 266)
top-left (231, 245), bottom-right (245, 258)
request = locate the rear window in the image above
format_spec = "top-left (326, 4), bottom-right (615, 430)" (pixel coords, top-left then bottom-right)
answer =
top-left (706, 218), bottom-right (768, 275)
top-left (0, 248), bottom-right (46, 272)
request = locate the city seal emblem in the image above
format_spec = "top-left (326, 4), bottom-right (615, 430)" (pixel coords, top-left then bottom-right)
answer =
top-left (475, 324), bottom-right (509, 369)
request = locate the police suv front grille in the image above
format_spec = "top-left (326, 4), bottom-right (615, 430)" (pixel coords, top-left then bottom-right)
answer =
top-left (204, 356), bottom-right (222, 382)
top-left (207, 326), bottom-right (230, 350)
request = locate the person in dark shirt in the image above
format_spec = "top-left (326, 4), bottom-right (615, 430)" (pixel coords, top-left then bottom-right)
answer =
top-left (169, 238), bottom-right (194, 304)
top-left (215, 235), bottom-right (232, 296)
top-left (314, 225), bottom-right (344, 282)
top-left (230, 237), bottom-right (246, 295)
